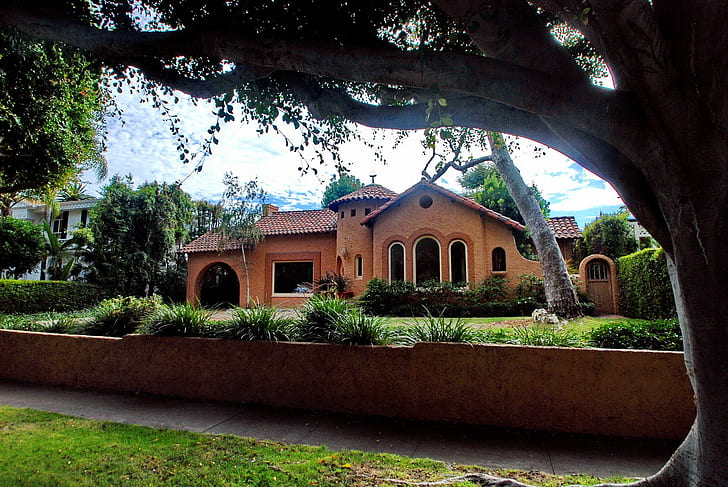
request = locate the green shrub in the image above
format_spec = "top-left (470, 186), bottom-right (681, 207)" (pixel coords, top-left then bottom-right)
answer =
top-left (333, 310), bottom-right (394, 345)
top-left (617, 248), bottom-right (676, 319)
top-left (399, 314), bottom-right (478, 345)
top-left (296, 295), bottom-right (352, 342)
top-left (508, 325), bottom-right (585, 347)
top-left (138, 303), bottom-right (213, 337)
top-left (218, 305), bottom-right (296, 341)
top-left (588, 318), bottom-right (682, 351)
top-left (470, 276), bottom-right (508, 302)
top-left (514, 274), bottom-right (546, 303)
top-left (75, 296), bottom-right (161, 337)
top-left (0, 280), bottom-right (102, 314)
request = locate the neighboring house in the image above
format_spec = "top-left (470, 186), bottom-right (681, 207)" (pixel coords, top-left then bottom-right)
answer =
top-left (9, 198), bottom-right (98, 280)
top-left (183, 180), bottom-right (579, 307)
top-left (627, 216), bottom-right (652, 243)
top-left (545, 216), bottom-right (582, 263)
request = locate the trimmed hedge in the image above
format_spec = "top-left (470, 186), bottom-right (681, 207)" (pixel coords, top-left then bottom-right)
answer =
top-left (589, 319), bottom-right (682, 351)
top-left (617, 249), bottom-right (676, 319)
top-left (0, 280), bottom-right (102, 314)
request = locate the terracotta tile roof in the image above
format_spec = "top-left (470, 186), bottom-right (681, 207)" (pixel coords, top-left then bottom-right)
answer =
top-left (180, 232), bottom-right (242, 253)
top-left (328, 184), bottom-right (398, 210)
top-left (181, 209), bottom-right (338, 253)
top-left (546, 216), bottom-right (583, 239)
top-left (360, 180), bottom-right (526, 232)
top-left (256, 209), bottom-right (338, 236)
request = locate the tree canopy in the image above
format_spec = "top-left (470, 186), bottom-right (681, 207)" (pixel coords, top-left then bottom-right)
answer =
top-left (3, 1), bottom-right (728, 485)
top-left (321, 174), bottom-right (363, 208)
top-left (575, 211), bottom-right (638, 263)
top-left (0, 27), bottom-right (106, 200)
top-left (85, 176), bottom-right (193, 297)
top-left (460, 163), bottom-right (549, 225)
top-left (0, 216), bottom-right (44, 277)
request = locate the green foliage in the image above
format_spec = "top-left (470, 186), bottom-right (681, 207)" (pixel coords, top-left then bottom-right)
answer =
top-left (331, 310), bottom-right (395, 345)
top-left (41, 221), bottom-right (86, 281)
top-left (321, 173), bottom-right (363, 208)
top-left (0, 216), bottom-right (44, 276)
top-left (85, 177), bottom-right (194, 297)
top-left (399, 313), bottom-right (478, 345)
top-left (314, 271), bottom-right (353, 294)
top-left (460, 163), bottom-right (550, 224)
top-left (514, 274), bottom-right (546, 304)
top-left (507, 325), bottom-right (584, 347)
top-left (218, 305), bottom-right (296, 341)
top-left (588, 319), bottom-right (682, 351)
top-left (138, 303), bottom-right (213, 337)
top-left (359, 277), bottom-right (545, 317)
top-left (295, 295), bottom-right (352, 342)
top-left (575, 212), bottom-right (638, 262)
top-left (0, 279), bottom-right (101, 313)
top-left (617, 248), bottom-right (676, 319)
top-left (0, 28), bottom-right (105, 196)
top-left (77, 295), bottom-right (160, 337)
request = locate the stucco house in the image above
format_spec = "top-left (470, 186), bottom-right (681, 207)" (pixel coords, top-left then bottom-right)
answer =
top-left (183, 180), bottom-right (585, 307)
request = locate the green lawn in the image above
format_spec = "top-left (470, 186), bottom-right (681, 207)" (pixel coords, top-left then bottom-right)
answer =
top-left (0, 406), bottom-right (632, 486)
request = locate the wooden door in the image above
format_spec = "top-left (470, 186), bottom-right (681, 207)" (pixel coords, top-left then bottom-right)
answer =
top-left (585, 259), bottom-right (616, 315)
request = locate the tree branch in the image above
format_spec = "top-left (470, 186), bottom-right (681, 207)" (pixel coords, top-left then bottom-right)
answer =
top-left (0, 6), bottom-right (644, 150)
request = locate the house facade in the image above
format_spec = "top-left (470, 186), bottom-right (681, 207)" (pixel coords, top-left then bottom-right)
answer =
top-left (9, 198), bottom-right (98, 280)
top-left (182, 181), bottom-right (560, 308)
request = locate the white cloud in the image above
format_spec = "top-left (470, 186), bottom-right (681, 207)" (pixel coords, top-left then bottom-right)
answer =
top-left (93, 89), bottom-right (623, 218)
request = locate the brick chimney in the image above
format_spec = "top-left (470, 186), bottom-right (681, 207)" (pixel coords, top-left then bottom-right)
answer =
top-left (262, 204), bottom-right (279, 217)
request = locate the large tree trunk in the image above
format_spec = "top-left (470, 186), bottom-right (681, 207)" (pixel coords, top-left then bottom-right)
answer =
top-left (488, 133), bottom-right (582, 318)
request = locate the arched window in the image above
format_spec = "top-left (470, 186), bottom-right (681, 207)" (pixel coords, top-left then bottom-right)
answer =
top-left (492, 247), bottom-right (506, 272)
top-left (389, 242), bottom-right (405, 281)
top-left (449, 240), bottom-right (468, 284)
top-left (415, 237), bottom-right (441, 285)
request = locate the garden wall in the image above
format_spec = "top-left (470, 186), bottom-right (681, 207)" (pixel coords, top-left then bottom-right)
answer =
top-left (0, 330), bottom-right (694, 440)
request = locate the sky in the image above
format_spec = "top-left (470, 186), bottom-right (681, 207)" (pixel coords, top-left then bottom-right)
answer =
top-left (89, 89), bottom-right (624, 228)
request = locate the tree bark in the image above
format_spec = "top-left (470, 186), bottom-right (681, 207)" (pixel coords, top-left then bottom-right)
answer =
top-left (487, 133), bottom-right (581, 318)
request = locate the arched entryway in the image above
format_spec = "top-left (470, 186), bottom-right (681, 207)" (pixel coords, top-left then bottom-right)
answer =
top-left (199, 263), bottom-right (240, 308)
top-left (579, 254), bottom-right (618, 315)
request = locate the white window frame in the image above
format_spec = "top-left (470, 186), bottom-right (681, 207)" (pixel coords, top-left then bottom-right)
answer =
top-left (271, 261), bottom-right (315, 297)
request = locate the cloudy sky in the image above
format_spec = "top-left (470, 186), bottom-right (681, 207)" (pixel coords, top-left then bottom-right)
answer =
top-left (90, 89), bottom-right (623, 228)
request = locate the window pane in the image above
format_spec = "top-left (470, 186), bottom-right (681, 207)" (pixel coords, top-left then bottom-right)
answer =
top-left (274, 262), bottom-right (313, 294)
top-left (415, 238), bottom-right (440, 285)
top-left (492, 247), bottom-right (506, 272)
top-left (588, 261), bottom-right (607, 280)
top-left (390, 244), bottom-right (404, 281)
top-left (356, 256), bottom-right (363, 277)
top-left (450, 241), bottom-right (467, 283)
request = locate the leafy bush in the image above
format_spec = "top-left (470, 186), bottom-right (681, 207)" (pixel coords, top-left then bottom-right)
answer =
top-left (296, 295), bottom-right (352, 342)
top-left (360, 277), bottom-right (545, 317)
top-left (514, 274), bottom-right (546, 303)
top-left (75, 295), bottom-right (161, 337)
top-left (508, 325), bottom-right (584, 347)
top-left (333, 310), bottom-right (395, 345)
top-left (0, 280), bottom-right (102, 314)
top-left (399, 314), bottom-right (478, 345)
top-left (588, 318), bottom-right (682, 351)
top-left (217, 305), bottom-right (296, 341)
top-left (138, 303), bottom-right (213, 337)
top-left (617, 248), bottom-right (676, 319)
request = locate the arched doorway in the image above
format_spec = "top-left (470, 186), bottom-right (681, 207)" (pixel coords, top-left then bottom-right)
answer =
top-left (579, 255), bottom-right (618, 315)
top-left (199, 263), bottom-right (240, 308)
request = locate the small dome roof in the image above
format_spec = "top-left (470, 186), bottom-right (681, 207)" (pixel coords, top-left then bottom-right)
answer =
top-left (328, 184), bottom-right (398, 211)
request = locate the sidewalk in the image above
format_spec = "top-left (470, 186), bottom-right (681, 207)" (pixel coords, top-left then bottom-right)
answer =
top-left (0, 379), bottom-right (676, 479)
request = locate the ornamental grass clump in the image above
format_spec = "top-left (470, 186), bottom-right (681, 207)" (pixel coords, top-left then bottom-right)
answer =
top-left (333, 310), bottom-right (395, 346)
top-left (218, 305), bottom-right (296, 341)
top-left (138, 303), bottom-right (213, 337)
top-left (296, 295), bottom-right (352, 343)
top-left (399, 314), bottom-right (478, 346)
top-left (508, 324), bottom-right (585, 347)
top-left (76, 295), bottom-right (161, 337)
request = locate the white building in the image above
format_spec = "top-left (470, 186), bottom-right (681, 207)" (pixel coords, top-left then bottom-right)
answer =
top-left (9, 199), bottom-right (99, 279)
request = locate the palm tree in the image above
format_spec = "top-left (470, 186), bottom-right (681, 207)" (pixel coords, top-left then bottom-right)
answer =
top-left (41, 221), bottom-right (89, 280)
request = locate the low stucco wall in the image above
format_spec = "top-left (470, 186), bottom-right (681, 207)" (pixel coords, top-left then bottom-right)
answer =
top-left (0, 330), bottom-right (694, 439)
